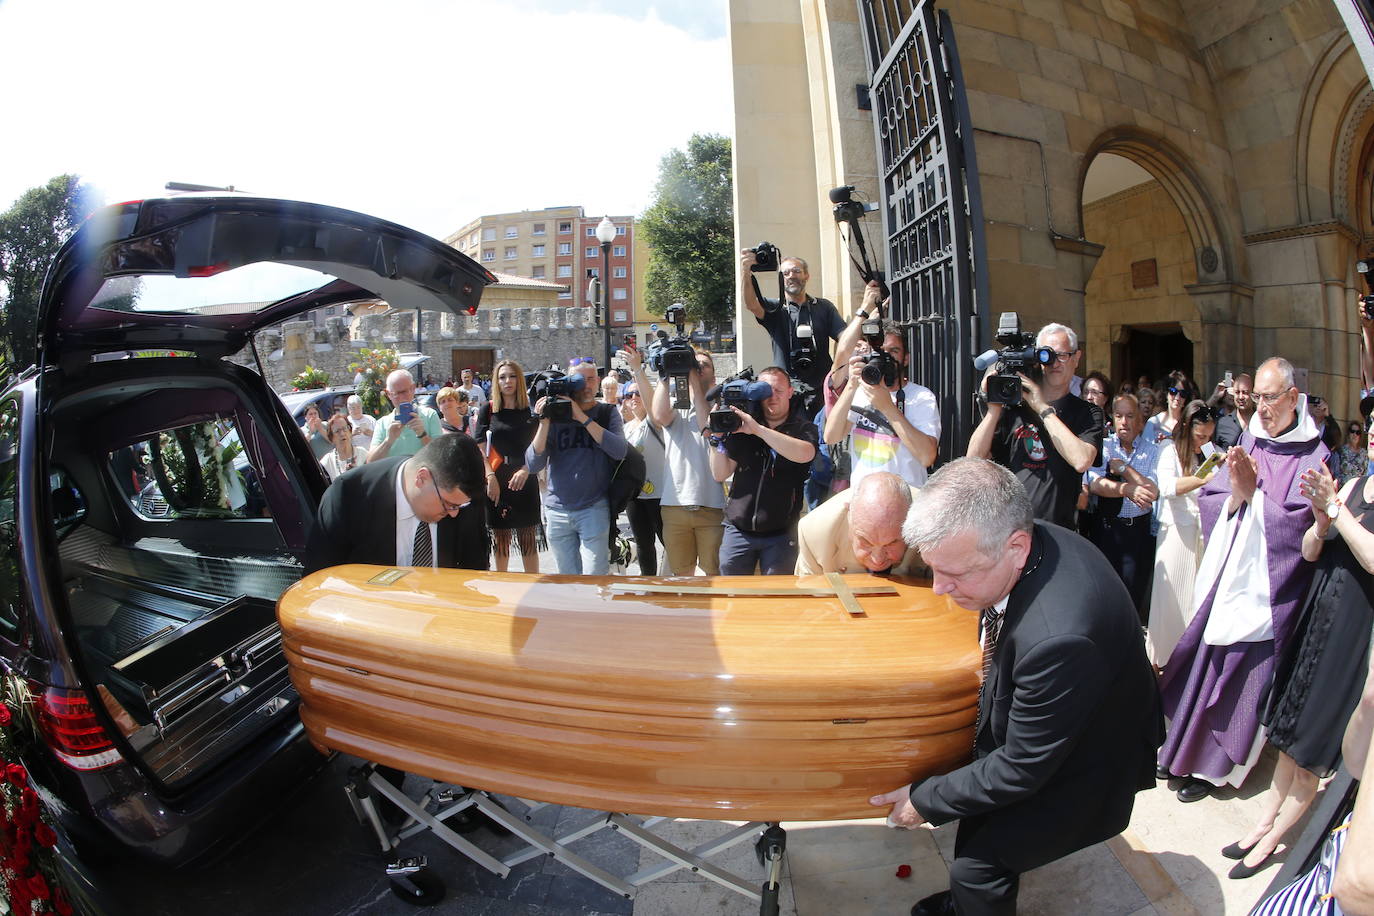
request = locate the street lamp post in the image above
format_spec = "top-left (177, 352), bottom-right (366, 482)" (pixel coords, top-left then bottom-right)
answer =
top-left (595, 216), bottom-right (617, 370)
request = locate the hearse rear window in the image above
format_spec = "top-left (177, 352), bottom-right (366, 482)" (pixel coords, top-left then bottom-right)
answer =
top-left (111, 418), bottom-right (269, 520)
top-left (89, 262), bottom-right (338, 316)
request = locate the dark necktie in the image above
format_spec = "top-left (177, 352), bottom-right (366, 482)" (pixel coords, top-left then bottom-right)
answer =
top-left (974, 606), bottom-right (1004, 750)
top-left (412, 519), bottom-right (432, 568)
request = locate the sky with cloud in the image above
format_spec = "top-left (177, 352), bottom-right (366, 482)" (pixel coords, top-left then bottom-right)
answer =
top-left (0, 0), bottom-right (733, 239)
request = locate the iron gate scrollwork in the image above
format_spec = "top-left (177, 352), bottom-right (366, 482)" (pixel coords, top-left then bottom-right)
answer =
top-left (858, 0), bottom-right (988, 463)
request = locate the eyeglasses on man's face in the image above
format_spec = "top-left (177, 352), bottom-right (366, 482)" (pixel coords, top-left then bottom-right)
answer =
top-left (1253, 389), bottom-right (1291, 405)
top-left (780, 266), bottom-right (806, 276)
top-left (1049, 350), bottom-right (1076, 364)
top-left (429, 473), bottom-right (469, 517)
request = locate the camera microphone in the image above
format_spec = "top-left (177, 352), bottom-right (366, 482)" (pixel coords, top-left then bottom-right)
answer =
top-left (828, 185), bottom-right (856, 203)
top-left (973, 349), bottom-right (1000, 371)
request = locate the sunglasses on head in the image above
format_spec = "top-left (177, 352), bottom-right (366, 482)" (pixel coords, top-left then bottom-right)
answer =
top-left (1191, 407), bottom-right (1217, 423)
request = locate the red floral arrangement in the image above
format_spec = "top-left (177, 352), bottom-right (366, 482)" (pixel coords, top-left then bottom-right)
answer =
top-left (0, 678), bottom-right (82, 915)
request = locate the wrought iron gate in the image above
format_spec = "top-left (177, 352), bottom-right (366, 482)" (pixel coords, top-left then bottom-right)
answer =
top-left (858, 0), bottom-right (988, 462)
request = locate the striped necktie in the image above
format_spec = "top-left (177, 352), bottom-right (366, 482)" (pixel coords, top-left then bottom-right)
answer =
top-left (412, 519), bottom-right (432, 568)
top-left (974, 606), bottom-right (1004, 751)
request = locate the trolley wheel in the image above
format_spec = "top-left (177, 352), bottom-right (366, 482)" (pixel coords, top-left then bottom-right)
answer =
top-left (759, 880), bottom-right (780, 916)
top-left (389, 868), bottom-right (445, 905)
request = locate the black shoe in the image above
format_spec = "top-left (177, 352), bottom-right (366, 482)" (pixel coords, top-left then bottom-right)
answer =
top-left (1155, 765), bottom-right (1171, 780)
top-left (1222, 839), bottom-right (1258, 860)
top-left (1228, 849), bottom-right (1276, 879)
top-left (1176, 778), bottom-right (1212, 803)
top-left (911, 890), bottom-right (955, 916)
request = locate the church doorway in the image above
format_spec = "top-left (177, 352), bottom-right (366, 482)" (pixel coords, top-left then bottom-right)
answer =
top-left (1113, 323), bottom-right (1194, 391)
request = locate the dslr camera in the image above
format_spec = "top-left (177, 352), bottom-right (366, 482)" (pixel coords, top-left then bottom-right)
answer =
top-left (858, 318), bottom-right (900, 388)
top-left (645, 304), bottom-right (698, 408)
top-left (533, 373), bottom-right (585, 423)
top-left (707, 367), bottom-right (771, 434)
top-left (981, 312), bottom-right (1054, 408)
top-left (750, 241), bottom-right (780, 273)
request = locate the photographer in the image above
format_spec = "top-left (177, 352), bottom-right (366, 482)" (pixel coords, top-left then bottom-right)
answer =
top-left (739, 249), bottom-right (844, 418)
top-left (823, 281), bottom-right (939, 488)
top-left (708, 367), bottom-right (819, 574)
top-left (369, 369), bottom-right (445, 462)
top-left (967, 322), bottom-right (1102, 530)
top-left (527, 358), bottom-right (628, 575)
top-left (625, 343), bottom-right (727, 575)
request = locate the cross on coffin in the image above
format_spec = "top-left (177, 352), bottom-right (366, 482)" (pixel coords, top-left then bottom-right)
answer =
top-left (607, 572), bottom-right (896, 617)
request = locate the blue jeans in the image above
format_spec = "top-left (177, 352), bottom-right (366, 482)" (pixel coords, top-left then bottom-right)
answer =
top-left (546, 500), bottom-right (610, 574)
top-left (718, 523), bottom-right (798, 575)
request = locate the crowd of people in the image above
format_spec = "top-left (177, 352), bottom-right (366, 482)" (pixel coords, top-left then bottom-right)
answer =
top-left (289, 258), bottom-right (1374, 915)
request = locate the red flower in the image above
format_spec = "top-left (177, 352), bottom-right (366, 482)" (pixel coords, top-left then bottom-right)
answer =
top-left (27, 871), bottom-right (49, 898)
top-left (34, 823), bottom-right (56, 848)
top-left (4, 763), bottom-right (25, 786)
top-left (0, 704), bottom-right (12, 726)
top-left (11, 845), bottom-right (29, 872)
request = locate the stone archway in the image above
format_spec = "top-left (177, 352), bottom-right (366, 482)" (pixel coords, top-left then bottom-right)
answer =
top-left (1077, 128), bottom-right (1251, 390)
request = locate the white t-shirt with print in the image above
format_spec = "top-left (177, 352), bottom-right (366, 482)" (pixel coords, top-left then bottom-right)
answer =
top-left (846, 381), bottom-right (940, 489)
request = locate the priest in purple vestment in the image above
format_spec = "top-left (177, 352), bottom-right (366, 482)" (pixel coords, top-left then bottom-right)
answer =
top-left (1158, 357), bottom-right (1328, 803)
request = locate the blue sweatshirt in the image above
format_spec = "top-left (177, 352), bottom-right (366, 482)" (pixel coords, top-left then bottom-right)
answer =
top-left (526, 403), bottom-right (628, 511)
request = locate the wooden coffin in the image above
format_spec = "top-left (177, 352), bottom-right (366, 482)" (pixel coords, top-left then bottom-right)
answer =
top-left (277, 567), bottom-right (979, 822)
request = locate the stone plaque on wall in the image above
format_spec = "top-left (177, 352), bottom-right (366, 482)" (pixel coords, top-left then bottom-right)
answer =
top-left (1131, 259), bottom-right (1158, 289)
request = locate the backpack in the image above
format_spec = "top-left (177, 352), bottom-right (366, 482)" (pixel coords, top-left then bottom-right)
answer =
top-left (601, 404), bottom-right (647, 520)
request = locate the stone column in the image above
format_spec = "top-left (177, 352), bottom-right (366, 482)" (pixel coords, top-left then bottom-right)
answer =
top-left (1185, 282), bottom-right (1255, 388)
top-left (1052, 236), bottom-right (1105, 360)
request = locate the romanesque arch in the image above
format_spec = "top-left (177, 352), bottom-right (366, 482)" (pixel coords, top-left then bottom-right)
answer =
top-left (1080, 128), bottom-right (1235, 286)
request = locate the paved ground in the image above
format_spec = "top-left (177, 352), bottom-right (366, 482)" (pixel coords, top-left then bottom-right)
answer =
top-left (94, 743), bottom-right (1316, 915)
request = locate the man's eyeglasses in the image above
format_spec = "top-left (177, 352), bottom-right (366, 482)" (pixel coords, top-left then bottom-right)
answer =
top-left (1253, 390), bottom-right (1290, 404)
top-left (1050, 350), bottom-right (1076, 363)
top-left (780, 267), bottom-right (806, 276)
top-left (568, 357), bottom-right (596, 368)
top-left (429, 474), bottom-right (469, 516)
top-left (623, 391), bottom-right (641, 400)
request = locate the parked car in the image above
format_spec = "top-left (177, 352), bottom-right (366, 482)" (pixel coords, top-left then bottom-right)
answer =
top-left (0, 194), bottom-right (493, 870)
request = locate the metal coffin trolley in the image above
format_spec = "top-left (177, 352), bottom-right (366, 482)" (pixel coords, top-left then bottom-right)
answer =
top-left (277, 567), bottom-right (980, 913)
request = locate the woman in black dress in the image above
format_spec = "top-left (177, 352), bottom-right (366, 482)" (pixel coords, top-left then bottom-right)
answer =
top-left (1222, 461), bottom-right (1374, 879)
top-left (474, 359), bottom-right (543, 572)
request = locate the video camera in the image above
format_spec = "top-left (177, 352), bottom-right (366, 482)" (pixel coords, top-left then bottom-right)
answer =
top-left (858, 317), bottom-right (899, 388)
top-left (828, 185), bottom-right (888, 300)
top-left (531, 371), bottom-right (586, 423)
top-left (973, 312), bottom-right (1054, 408)
top-left (646, 304), bottom-right (697, 409)
top-left (706, 367), bottom-right (771, 434)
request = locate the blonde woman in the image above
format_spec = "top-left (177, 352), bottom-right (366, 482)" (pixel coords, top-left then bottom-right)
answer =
top-left (1145, 400), bottom-right (1217, 667)
top-left (473, 360), bottom-right (542, 572)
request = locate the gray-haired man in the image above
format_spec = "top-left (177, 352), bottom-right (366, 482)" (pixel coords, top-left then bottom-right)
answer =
top-left (870, 457), bottom-right (1160, 916)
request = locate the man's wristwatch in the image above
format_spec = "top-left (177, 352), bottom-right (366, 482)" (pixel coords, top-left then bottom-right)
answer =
top-left (1039, 405), bottom-right (1057, 419)
top-left (580, 417), bottom-right (593, 427)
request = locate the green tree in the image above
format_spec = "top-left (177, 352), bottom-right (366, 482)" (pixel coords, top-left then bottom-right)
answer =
top-left (639, 134), bottom-right (734, 327)
top-left (0, 175), bottom-right (97, 372)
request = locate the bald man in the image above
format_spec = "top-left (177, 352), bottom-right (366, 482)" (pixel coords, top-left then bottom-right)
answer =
top-left (369, 369), bottom-right (445, 462)
top-left (795, 472), bottom-right (925, 575)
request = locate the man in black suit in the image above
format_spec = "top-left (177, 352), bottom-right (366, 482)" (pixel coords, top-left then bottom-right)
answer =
top-left (870, 457), bottom-right (1160, 915)
top-left (305, 433), bottom-right (489, 574)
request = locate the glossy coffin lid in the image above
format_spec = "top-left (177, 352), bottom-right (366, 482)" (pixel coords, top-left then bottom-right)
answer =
top-left (278, 567), bottom-right (980, 821)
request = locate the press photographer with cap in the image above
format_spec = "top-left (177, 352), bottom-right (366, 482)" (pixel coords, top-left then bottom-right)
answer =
top-left (708, 366), bottom-right (818, 574)
top-left (739, 247), bottom-right (845, 419)
top-left (966, 321), bottom-right (1101, 530)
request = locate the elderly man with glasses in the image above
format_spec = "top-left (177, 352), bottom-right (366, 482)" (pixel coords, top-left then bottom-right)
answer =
top-left (1157, 357), bottom-right (1330, 803)
top-left (369, 369), bottom-right (445, 463)
top-left (967, 322), bottom-right (1103, 531)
